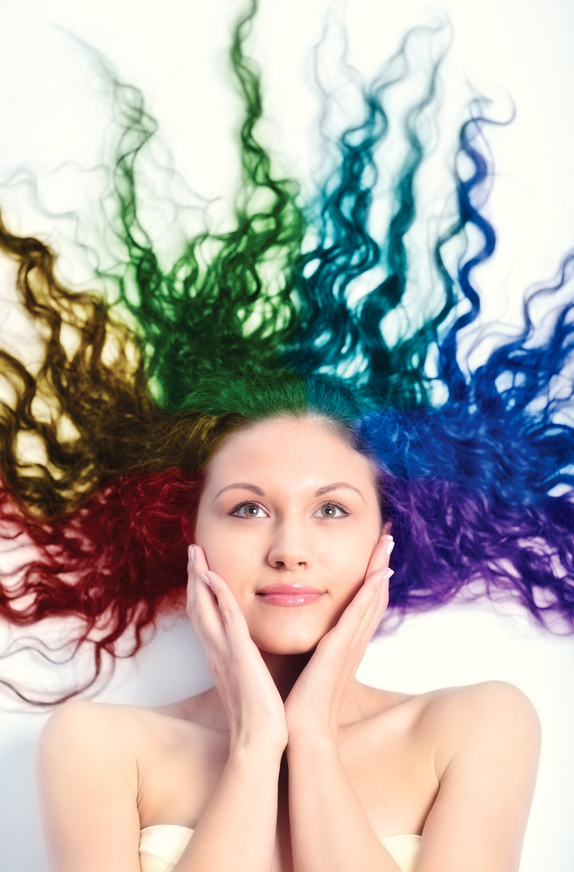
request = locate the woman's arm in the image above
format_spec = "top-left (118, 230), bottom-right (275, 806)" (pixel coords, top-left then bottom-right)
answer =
top-left (414, 680), bottom-right (541, 872)
top-left (287, 735), bottom-right (403, 872)
top-left (39, 703), bottom-right (284, 872)
top-left (284, 528), bottom-right (540, 872)
top-left (172, 547), bottom-right (287, 872)
top-left (172, 743), bottom-right (283, 872)
top-left (285, 535), bottom-right (403, 872)
top-left (38, 547), bottom-right (287, 872)
top-left (38, 699), bottom-right (143, 872)
top-left (287, 681), bottom-right (540, 872)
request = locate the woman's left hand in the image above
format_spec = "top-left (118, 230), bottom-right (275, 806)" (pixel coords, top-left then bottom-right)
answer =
top-left (284, 534), bottom-right (393, 742)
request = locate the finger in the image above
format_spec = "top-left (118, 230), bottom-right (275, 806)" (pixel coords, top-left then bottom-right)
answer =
top-left (186, 545), bottom-right (210, 613)
top-left (186, 545), bottom-right (199, 612)
top-left (363, 568), bottom-right (391, 638)
top-left (186, 543), bottom-right (212, 601)
top-left (361, 563), bottom-right (391, 621)
top-left (329, 567), bottom-right (392, 653)
top-left (190, 543), bottom-right (210, 577)
top-left (319, 572), bottom-right (382, 655)
top-left (352, 564), bottom-right (392, 622)
top-left (364, 534), bottom-right (394, 583)
top-left (200, 569), bottom-right (254, 647)
top-left (187, 545), bottom-right (231, 645)
top-left (191, 545), bottom-right (254, 647)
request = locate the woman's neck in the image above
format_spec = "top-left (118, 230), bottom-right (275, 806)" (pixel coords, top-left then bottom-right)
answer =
top-left (181, 650), bottom-right (377, 731)
top-left (260, 650), bottom-right (313, 701)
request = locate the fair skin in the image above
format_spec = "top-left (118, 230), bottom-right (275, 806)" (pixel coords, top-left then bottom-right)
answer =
top-left (38, 416), bottom-right (541, 872)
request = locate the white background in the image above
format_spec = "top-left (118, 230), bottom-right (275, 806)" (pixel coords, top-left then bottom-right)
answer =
top-left (1, 1), bottom-right (574, 870)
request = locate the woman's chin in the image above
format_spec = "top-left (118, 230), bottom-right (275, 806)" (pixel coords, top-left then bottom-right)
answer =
top-left (244, 602), bottom-right (339, 656)
top-left (251, 627), bottom-right (324, 657)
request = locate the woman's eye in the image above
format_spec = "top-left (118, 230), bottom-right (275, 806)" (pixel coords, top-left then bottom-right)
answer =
top-left (316, 502), bottom-right (348, 518)
top-left (231, 502), bottom-right (267, 518)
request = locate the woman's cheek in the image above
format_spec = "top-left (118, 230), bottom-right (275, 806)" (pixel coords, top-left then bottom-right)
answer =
top-left (200, 523), bottom-right (258, 590)
top-left (323, 529), bottom-right (374, 584)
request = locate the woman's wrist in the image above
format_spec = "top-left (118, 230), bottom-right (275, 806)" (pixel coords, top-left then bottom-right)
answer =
top-left (286, 721), bottom-right (339, 756)
top-left (285, 703), bottom-right (338, 745)
top-left (227, 706), bottom-right (288, 757)
top-left (228, 730), bottom-right (287, 762)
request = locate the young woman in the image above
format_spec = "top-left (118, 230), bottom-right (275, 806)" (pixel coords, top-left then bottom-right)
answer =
top-left (37, 413), bottom-right (540, 872)
top-left (0, 1), bottom-right (572, 870)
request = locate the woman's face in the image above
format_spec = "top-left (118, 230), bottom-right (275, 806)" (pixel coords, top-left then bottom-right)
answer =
top-left (194, 416), bottom-right (384, 655)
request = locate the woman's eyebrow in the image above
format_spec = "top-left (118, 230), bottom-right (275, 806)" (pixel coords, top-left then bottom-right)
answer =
top-left (214, 482), bottom-right (265, 500)
top-left (315, 482), bottom-right (364, 502)
top-left (214, 481), bottom-right (364, 501)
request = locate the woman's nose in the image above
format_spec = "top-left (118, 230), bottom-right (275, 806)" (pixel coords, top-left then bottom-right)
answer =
top-left (267, 523), bottom-right (311, 570)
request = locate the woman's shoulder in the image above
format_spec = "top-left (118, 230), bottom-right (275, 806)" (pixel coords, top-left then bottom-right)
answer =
top-left (39, 699), bottom-right (148, 776)
top-left (384, 680), bottom-right (541, 779)
top-left (417, 680), bottom-right (540, 734)
top-left (39, 695), bottom-right (208, 768)
top-left (42, 696), bottom-right (160, 738)
top-left (37, 700), bottom-right (144, 835)
top-left (367, 678), bottom-right (538, 723)
top-left (363, 680), bottom-right (540, 760)
top-left (38, 694), bottom-right (229, 836)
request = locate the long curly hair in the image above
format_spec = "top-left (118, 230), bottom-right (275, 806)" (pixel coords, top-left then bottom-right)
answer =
top-left (2, 0), bottom-right (574, 703)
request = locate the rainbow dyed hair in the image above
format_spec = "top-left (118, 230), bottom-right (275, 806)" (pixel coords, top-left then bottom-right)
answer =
top-left (1, 0), bottom-right (574, 702)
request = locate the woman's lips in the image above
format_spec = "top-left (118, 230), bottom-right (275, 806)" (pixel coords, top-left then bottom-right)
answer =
top-left (256, 584), bottom-right (325, 607)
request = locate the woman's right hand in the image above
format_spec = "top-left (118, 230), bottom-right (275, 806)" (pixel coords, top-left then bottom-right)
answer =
top-left (186, 545), bottom-right (288, 756)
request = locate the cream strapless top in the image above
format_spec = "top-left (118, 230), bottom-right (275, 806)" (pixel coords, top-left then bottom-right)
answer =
top-left (139, 824), bottom-right (421, 872)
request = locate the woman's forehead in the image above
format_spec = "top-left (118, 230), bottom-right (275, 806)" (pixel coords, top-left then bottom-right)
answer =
top-left (205, 416), bottom-right (377, 488)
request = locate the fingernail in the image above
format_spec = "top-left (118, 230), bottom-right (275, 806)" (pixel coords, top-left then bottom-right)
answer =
top-left (188, 545), bottom-right (195, 563)
top-left (383, 568), bottom-right (394, 581)
top-left (200, 572), bottom-right (212, 589)
top-left (385, 536), bottom-right (395, 557)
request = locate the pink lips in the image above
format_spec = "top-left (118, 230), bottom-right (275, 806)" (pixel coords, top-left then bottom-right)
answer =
top-left (256, 584), bottom-right (325, 607)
